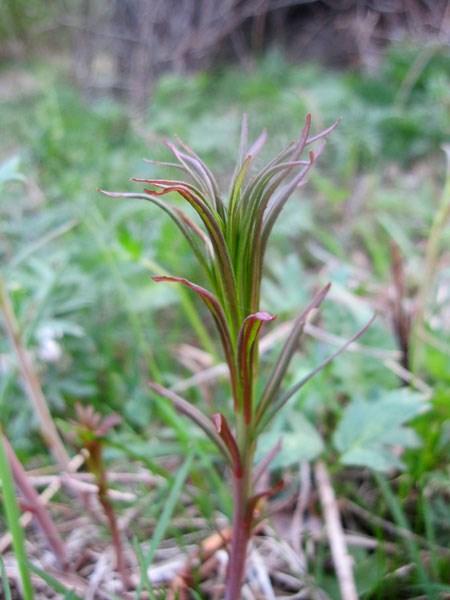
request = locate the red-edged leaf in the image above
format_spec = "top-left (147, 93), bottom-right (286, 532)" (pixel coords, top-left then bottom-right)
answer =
top-left (99, 190), bottom-right (210, 273)
top-left (253, 439), bottom-right (282, 485)
top-left (166, 140), bottom-right (225, 218)
top-left (247, 479), bottom-right (284, 523)
top-left (256, 283), bottom-right (331, 426)
top-left (136, 183), bottom-right (238, 327)
top-left (211, 413), bottom-right (242, 475)
top-left (305, 118), bottom-right (340, 145)
top-left (247, 130), bottom-right (268, 160)
top-left (95, 414), bottom-right (121, 437)
top-left (237, 311), bottom-right (276, 423)
top-left (152, 276), bottom-right (238, 400)
top-left (148, 382), bottom-right (232, 465)
top-left (259, 314), bottom-right (376, 432)
top-left (262, 151), bottom-right (316, 245)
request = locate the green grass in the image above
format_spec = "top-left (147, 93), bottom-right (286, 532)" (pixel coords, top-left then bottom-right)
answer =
top-left (0, 432), bottom-right (33, 600)
top-left (1, 43), bottom-right (449, 596)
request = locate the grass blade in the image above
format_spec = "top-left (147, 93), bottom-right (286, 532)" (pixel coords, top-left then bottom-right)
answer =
top-left (375, 473), bottom-right (435, 598)
top-left (29, 564), bottom-right (82, 600)
top-left (1, 556), bottom-right (12, 600)
top-left (133, 537), bottom-right (154, 598)
top-left (136, 454), bottom-right (194, 595)
top-left (0, 429), bottom-right (34, 600)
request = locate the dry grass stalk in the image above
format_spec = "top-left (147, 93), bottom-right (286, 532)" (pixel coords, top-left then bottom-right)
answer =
top-left (0, 277), bottom-right (69, 469)
top-left (315, 460), bottom-right (358, 600)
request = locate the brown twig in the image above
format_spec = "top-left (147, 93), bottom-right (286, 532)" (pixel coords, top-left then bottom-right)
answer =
top-left (291, 461), bottom-right (311, 563)
top-left (389, 242), bottom-right (412, 374)
top-left (314, 460), bottom-right (358, 600)
top-left (2, 433), bottom-right (67, 567)
top-left (0, 452), bottom-right (85, 554)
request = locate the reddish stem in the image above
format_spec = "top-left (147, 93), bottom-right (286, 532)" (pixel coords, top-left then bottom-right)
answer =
top-left (87, 443), bottom-right (130, 589)
top-left (98, 490), bottom-right (129, 589)
top-left (2, 434), bottom-right (67, 568)
top-left (225, 470), bottom-right (251, 600)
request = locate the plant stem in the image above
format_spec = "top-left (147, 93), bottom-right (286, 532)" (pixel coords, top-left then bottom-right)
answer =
top-left (3, 434), bottom-right (67, 568)
top-left (225, 468), bottom-right (251, 600)
top-left (87, 444), bottom-right (129, 589)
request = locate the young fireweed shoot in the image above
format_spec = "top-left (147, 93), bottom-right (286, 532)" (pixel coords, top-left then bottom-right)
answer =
top-left (101, 114), bottom-right (375, 599)
top-left (72, 404), bottom-right (130, 590)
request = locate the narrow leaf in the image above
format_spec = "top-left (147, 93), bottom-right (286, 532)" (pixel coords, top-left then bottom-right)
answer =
top-left (247, 479), bottom-right (284, 524)
top-left (29, 564), bottom-right (82, 599)
top-left (247, 130), bottom-right (268, 160)
top-left (238, 113), bottom-right (249, 166)
top-left (99, 190), bottom-right (210, 273)
top-left (167, 140), bottom-right (225, 218)
top-left (253, 439), bottom-right (282, 485)
top-left (0, 430), bottom-right (34, 600)
top-left (152, 276), bottom-right (238, 397)
top-left (135, 454), bottom-right (193, 596)
top-left (148, 382), bottom-right (232, 466)
top-left (237, 311), bottom-right (276, 422)
top-left (139, 183), bottom-right (238, 326)
top-left (259, 315), bottom-right (376, 432)
top-left (0, 557), bottom-right (12, 600)
top-left (212, 413), bottom-right (242, 475)
top-left (262, 151), bottom-right (316, 245)
top-left (305, 118), bottom-right (340, 145)
top-left (256, 283), bottom-right (331, 425)
top-left (3, 435), bottom-right (67, 566)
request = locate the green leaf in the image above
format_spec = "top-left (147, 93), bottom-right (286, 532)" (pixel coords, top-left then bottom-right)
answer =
top-left (152, 275), bottom-right (238, 396)
top-left (136, 454), bottom-right (193, 595)
top-left (0, 557), bottom-right (12, 600)
top-left (99, 190), bottom-right (211, 275)
top-left (237, 311), bottom-right (275, 422)
top-left (259, 315), bottom-right (375, 432)
top-left (0, 156), bottom-right (25, 186)
top-left (256, 283), bottom-right (330, 426)
top-left (257, 412), bottom-right (324, 469)
top-left (148, 381), bottom-right (233, 466)
top-left (333, 389), bottom-right (429, 471)
top-left (0, 432), bottom-right (34, 600)
top-left (29, 564), bottom-right (82, 599)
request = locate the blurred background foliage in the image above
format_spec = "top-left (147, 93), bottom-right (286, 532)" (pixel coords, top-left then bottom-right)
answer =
top-left (1, 0), bottom-right (450, 596)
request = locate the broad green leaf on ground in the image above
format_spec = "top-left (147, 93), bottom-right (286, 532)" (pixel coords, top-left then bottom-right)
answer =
top-left (333, 389), bottom-right (429, 472)
top-left (257, 412), bottom-right (324, 469)
top-left (0, 156), bottom-right (25, 186)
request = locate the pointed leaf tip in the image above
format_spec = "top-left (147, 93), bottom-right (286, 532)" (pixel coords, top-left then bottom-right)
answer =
top-left (251, 311), bottom-right (276, 323)
top-left (211, 413), bottom-right (242, 475)
top-left (237, 311), bottom-right (276, 423)
top-left (148, 382), bottom-right (233, 465)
